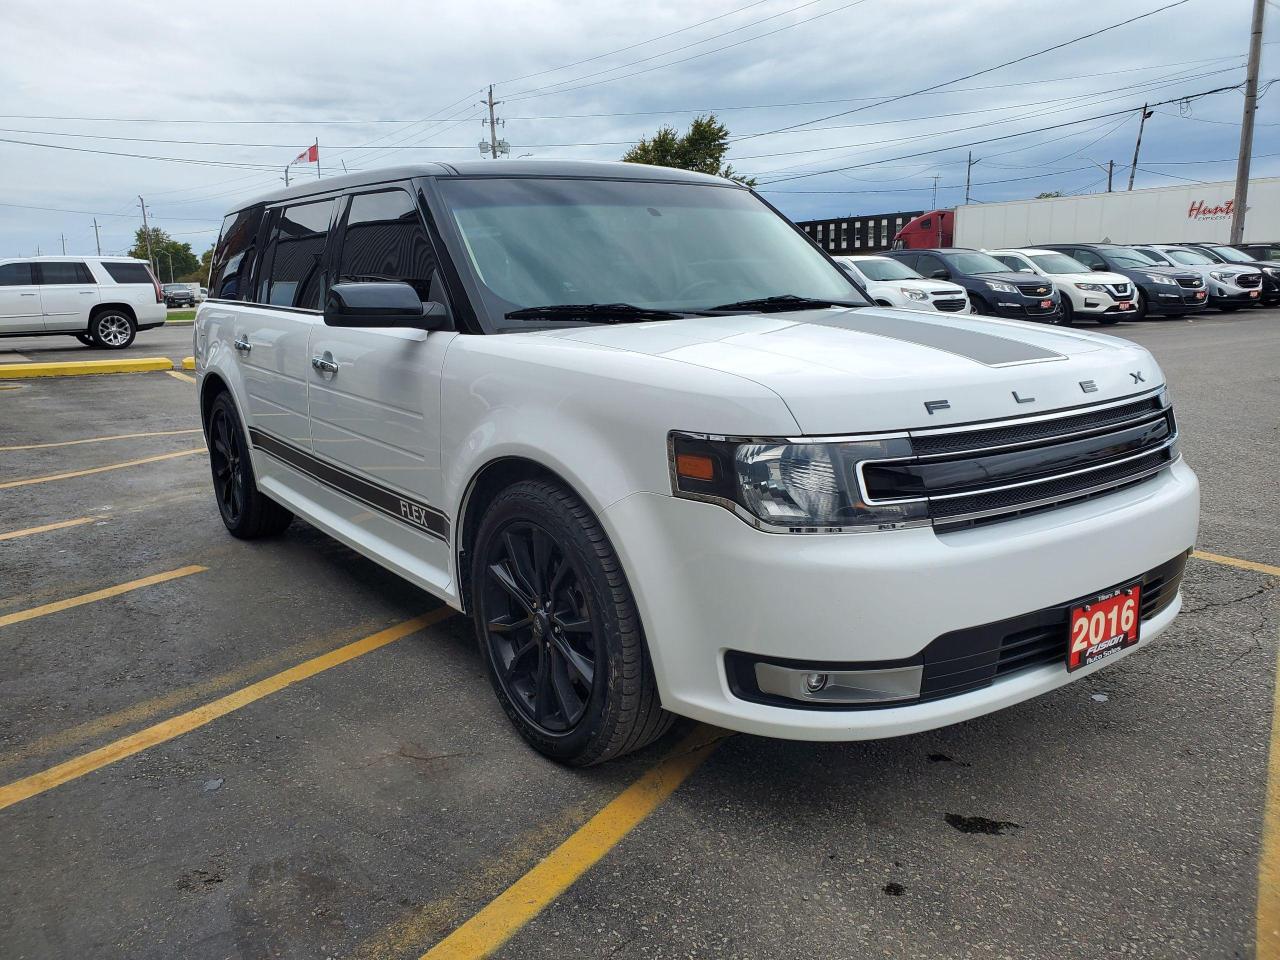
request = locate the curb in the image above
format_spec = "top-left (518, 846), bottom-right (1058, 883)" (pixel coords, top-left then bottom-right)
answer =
top-left (181, 356), bottom-right (196, 370)
top-left (165, 319), bottom-right (195, 326)
top-left (0, 358), bottom-right (175, 380)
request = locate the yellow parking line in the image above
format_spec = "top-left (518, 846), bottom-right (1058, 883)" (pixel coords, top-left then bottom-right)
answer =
top-left (0, 446), bottom-right (205, 490)
top-left (0, 516), bottom-right (101, 542)
top-left (1260, 644), bottom-right (1280, 959)
top-left (0, 428), bottom-right (201, 452)
top-left (0, 565), bottom-right (207, 630)
top-left (1193, 550), bottom-right (1280, 578)
top-left (420, 725), bottom-right (726, 959)
top-left (0, 609), bottom-right (450, 812)
top-left (167, 370), bottom-right (196, 384)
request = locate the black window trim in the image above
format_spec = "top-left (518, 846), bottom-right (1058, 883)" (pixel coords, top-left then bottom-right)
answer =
top-left (254, 195), bottom-right (340, 312)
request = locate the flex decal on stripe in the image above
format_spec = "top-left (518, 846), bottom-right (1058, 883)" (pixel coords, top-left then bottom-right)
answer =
top-left (247, 428), bottom-right (450, 542)
top-left (800, 312), bottom-right (1066, 366)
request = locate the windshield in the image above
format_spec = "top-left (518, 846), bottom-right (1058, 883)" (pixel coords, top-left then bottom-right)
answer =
top-left (1166, 248), bottom-right (1213, 266)
top-left (1207, 245), bottom-right (1253, 263)
top-left (1030, 253), bottom-right (1090, 274)
top-left (848, 258), bottom-right (921, 281)
top-left (1107, 247), bottom-right (1162, 267)
top-left (944, 251), bottom-right (1011, 275)
top-left (437, 177), bottom-right (866, 327)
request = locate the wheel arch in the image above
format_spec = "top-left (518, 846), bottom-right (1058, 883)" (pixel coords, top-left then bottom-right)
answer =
top-left (88, 302), bottom-right (137, 327)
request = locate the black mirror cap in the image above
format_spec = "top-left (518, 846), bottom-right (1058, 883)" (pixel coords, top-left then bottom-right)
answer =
top-left (324, 281), bottom-right (449, 330)
top-left (1091, 264), bottom-right (1109, 272)
top-left (930, 269), bottom-right (949, 280)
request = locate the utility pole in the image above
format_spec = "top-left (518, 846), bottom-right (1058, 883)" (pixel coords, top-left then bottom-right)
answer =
top-left (964, 152), bottom-right (980, 204)
top-left (483, 85), bottom-right (502, 159)
top-left (138, 195), bottom-right (155, 272)
top-left (1107, 159), bottom-right (1114, 193)
top-left (1127, 104), bottom-right (1154, 191)
top-left (166, 250), bottom-right (174, 282)
top-left (283, 164), bottom-right (290, 187)
top-left (92, 218), bottom-right (102, 255)
top-left (930, 175), bottom-right (941, 208)
top-left (59, 233), bottom-right (67, 255)
top-left (1230, 0), bottom-right (1265, 243)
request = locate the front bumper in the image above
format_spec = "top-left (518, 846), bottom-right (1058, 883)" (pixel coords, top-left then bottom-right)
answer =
top-left (1209, 288), bottom-right (1262, 306)
top-left (1145, 286), bottom-right (1208, 314)
top-left (988, 297), bottom-right (1062, 321)
top-left (605, 459), bottom-right (1199, 741)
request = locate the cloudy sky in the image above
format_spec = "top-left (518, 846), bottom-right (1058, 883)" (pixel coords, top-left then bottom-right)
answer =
top-left (1, 0), bottom-right (1275, 259)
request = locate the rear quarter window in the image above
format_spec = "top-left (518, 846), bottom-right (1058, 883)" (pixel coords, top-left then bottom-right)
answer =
top-left (101, 261), bottom-right (156, 284)
top-left (209, 206), bottom-right (265, 301)
top-left (0, 262), bottom-right (34, 285)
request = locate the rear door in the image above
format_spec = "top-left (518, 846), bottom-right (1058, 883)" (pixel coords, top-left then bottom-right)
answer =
top-left (236, 198), bottom-right (337, 449)
top-left (0, 261), bottom-right (43, 333)
top-left (35, 261), bottom-right (99, 331)
top-left (306, 185), bottom-right (457, 577)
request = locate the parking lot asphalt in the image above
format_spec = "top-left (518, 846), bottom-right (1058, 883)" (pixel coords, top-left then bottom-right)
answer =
top-left (0, 318), bottom-right (195, 367)
top-left (0, 307), bottom-right (1276, 960)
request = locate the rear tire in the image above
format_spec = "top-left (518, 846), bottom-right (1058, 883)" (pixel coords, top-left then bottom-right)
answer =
top-left (471, 479), bottom-right (673, 766)
top-left (206, 392), bottom-right (293, 539)
top-left (89, 309), bottom-right (136, 349)
top-left (969, 294), bottom-right (991, 315)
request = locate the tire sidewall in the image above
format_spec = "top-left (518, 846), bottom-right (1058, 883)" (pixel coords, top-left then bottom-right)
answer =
top-left (471, 483), bottom-right (628, 763)
top-left (91, 310), bottom-right (136, 349)
top-left (209, 392), bottom-right (254, 532)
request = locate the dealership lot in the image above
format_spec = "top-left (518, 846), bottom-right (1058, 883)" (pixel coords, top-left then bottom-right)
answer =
top-left (0, 311), bottom-right (1277, 959)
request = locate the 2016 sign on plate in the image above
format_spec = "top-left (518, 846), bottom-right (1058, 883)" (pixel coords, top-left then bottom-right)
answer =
top-left (1067, 583), bottom-right (1141, 671)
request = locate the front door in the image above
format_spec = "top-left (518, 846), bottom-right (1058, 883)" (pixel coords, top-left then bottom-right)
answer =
top-left (36, 261), bottom-right (99, 331)
top-left (306, 187), bottom-right (457, 584)
top-left (0, 261), bottom-right (44, 334)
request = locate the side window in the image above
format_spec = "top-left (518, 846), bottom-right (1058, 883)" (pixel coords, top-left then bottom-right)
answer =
top-left (0, 262), bottom-right (34, 286)
top-left (893, 253), bottom-right (917, 270)
top-left (101, 261), bottom-right (156, 284)
top-left (259, 199), bottom-right (335, 309)
top-left (995, 255), bottom-right (1029, 272)
top-left (208, 206), bottom-right (264, 301)
top-left (335, 189), bottom-right (447, 305)
top-left (37, 262), bottom-right (94, 284)
top-left (916, 254), bottom-right (945, 277)
top-left (1072, 249), bottom-right (1105, 270)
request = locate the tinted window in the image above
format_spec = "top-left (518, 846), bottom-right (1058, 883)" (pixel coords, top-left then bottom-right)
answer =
top-left (102, 261), bottom-right (156, 284)
top-left (1107, 247), bottom-right (1161, 267)
top-left (1029, 253), bottom-right (1091, 274)
top-left (854, 258), bottom-right (920, 281)
top-left (39, 261), bottom-right (95, 284)
top-left (1206, 246), bottom-right (1252, 263)
top-left (892, 252), bottom-right (918, 270)
top-left (0, 262), bottom-right (34, 286)
top-left (260, 199), bottom-right (335, 309)
top-left (1070, 249), bottom-right (1106, 270)
top-left (336, 190), bottom-right (443, 302)
top-left (915, 254), bottom-right (946, 277)
top-left (208, 206), bottom-right (264, 300)
top-left (1135, 247), bottom-right (1172, 266)
top-left (994, 255), bottom-right (1031, 272)
top-left (943, 252), bottom-right (1010, 274)
top-left (1166, 248), bottom-right (1212, 266)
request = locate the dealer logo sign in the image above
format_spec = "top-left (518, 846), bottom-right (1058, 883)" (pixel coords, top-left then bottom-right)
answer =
top-left (1187, 198), bottom-right (1234, 222)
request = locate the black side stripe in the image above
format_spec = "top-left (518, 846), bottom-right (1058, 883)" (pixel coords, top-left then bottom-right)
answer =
top-left (247, 427), bottom-right (450, 543)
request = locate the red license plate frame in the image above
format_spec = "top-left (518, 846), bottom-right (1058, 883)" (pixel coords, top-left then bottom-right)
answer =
top-left (1040, 299), bottom-right (1053, 309)
top-left (1118, 300), bottom-right (1133, 310)
top-left (1194, 290), bottom-right (1207, 299)
top-left (1067, 582), bottom-right (1142, 672)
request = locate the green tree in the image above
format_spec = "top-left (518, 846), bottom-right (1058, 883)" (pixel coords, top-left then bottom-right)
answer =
top-left (623, 115), bottom-right (755, 186)
top-left (177, 246), bottom-right (214, 284)
top-left (1035, 191), bottom-right (1065, 199)
top-left (128, 227), bottom-right (200, 281)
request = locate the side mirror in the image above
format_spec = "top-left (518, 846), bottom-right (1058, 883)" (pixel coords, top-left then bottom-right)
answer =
top-left (324, 281), bottom-right (449, 330)
top-left (930, 269), bottom-right (949, 280)
top-left (1091, 264), bottom-right (1109, 272)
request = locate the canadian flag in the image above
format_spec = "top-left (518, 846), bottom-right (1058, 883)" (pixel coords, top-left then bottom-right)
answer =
top-left (294, 143), bottom-right (319, 164)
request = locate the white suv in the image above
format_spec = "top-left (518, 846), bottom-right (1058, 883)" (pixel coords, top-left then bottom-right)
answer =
top-left (194, 161), bottom-right (1199, 765)
top-left (0, 256), bottom-right (167, 349)
top-left (988, 248), bottom-right (1135, 325)
top-left (834, 255), bottom-right (970, 313)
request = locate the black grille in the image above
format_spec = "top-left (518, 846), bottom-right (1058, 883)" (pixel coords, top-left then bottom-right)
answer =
top-left (1176, 277), bottom-right (1203, 289)
top-left (1108, 283), bottom-right (1131, 296)
top-left (725, 552), bottom-right (1189, 711)
top-left (1235, 273), bottom-right (1262, 289)
top-left (911, 396), bottom-right (1164, 456)
top-left (1016, 283), bottom-right (1053, 297)
top-left (934, 298), bottom-right (967, 312)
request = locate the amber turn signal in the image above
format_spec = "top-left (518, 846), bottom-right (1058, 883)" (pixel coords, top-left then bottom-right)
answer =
top-left (676, 452), bottom-right (716, 481)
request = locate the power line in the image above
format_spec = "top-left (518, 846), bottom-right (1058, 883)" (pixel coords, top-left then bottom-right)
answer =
top-left (736, 0), bottom-right (1197, 143)
top-left (0, 135), bottom-right (283, 170)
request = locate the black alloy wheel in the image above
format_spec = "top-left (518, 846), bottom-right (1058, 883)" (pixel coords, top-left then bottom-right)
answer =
top-left (472, 479), bottom-right (672, 765)
top-left (1055, 296), bottom-right (1074, 326)
top-left (482, 520), bottom-right (597, 734)
top-left (205, 392), bottom-right (293, 539)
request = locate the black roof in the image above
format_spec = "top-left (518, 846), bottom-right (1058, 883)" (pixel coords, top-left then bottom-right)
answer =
top-left (889, 247), bottom-right (980, 254)
top-left (235, 160), bottom-right (736, 214)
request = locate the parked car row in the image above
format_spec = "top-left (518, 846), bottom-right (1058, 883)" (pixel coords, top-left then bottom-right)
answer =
top-left (833, 242), bottom-right (1275, 326)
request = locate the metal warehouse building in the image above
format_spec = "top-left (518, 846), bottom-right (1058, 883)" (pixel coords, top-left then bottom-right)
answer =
top-left (795, 211), bottom-right (923, 254)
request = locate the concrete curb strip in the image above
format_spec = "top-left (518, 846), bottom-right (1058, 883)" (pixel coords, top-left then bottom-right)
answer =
top-left (0, 358), bottom-right (175, 379)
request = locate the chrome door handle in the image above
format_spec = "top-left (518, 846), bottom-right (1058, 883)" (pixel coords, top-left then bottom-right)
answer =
top-left (233, 337), bottom-right (252, 353)
top-left (311, 356), bottom-right (338, 374)
top-left (19, 292), bottom-right (36, 297)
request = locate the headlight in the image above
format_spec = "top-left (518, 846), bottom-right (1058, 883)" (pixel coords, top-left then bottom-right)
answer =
top-left (1264, 266), bottom-right (1279, 278)
top-left (670, 433), bottom-right (928, 532)
top-left (901, 288), bottom-right (929, 301)
top-left (1209, 271), bottom-right (1232, 283)
top-left (1148, 274), bottom-right (1176, 286)
top-left (1075, 282), bottom-right (1104, 292)
top-left (986, 280), bottom-right (1017, 294)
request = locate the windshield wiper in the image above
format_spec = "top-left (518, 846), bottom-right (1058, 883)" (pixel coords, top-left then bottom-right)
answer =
top-left (504, 303), bottom-right (685, 323)
top-left (705, 294), bottom-right (865, 314)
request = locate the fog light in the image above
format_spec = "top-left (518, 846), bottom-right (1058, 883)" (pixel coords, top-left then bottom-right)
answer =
top-left (804, 673), bottom-right (829, 693)
top-left (753, 662), bottom-right (923, 704)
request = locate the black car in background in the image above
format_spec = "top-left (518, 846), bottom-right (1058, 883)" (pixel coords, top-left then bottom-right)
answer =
top-left (1182, 243), bottom-right (1280, 305)
top-left (1039, 244), bottom-right (1206, 320)
top-left (1234, 241), bottom-right (1280, 262)
top-left (885, 248), bottom-right (1063, 323)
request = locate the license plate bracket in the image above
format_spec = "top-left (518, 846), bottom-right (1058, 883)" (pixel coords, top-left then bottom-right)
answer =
top-left (1067, 582), bottom-right (1142, 671)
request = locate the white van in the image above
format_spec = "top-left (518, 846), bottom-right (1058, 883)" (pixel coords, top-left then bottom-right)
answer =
top-left (0, 256), bottom-right (167, 349)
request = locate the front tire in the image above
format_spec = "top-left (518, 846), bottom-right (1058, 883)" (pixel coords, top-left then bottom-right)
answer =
top-left (969, 294), bottom-right (991, 316)
top-left (471, 479), bottom-right (672, 766)
top-left (206, 392), bottom-right (293, 539)
top-left (75, 333), bottom-right (96, 347)
top-left (89, 309), bottom-right (136, 349)
top-left (1054, 297), bottom-right (1074, 326)
top-left (1133, 288), bottom-right (1149, 320)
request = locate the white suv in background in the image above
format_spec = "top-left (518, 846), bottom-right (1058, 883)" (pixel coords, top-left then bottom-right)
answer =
top-left (0, 256), bottom-right (167, 349)
top-left (834, 255), bottom-right (969, 313)
top-left (988, 248), bottom-right (1134, 325)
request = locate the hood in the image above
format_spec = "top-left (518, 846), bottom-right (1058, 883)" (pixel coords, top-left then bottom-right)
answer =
top-left (1137, 265), bottom-right (1200, 281)
top-left (970, 271), bottom-right (1050, 287)
top-left (1055, 271), bottom-right (1130, 286)
top-left (896, 278), bottom-right (966, 295)
top-left (539, 307), bottom-right (1159, 434)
